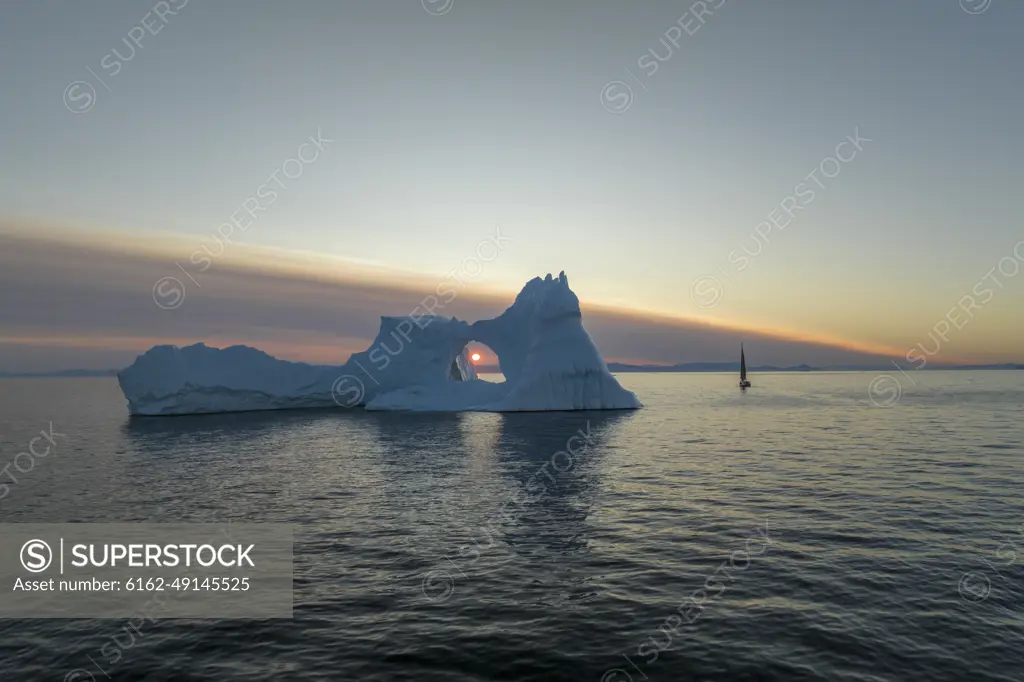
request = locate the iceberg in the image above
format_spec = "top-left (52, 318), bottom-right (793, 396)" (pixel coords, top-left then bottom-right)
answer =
top-left (118, 271), bottom-right (642, 415)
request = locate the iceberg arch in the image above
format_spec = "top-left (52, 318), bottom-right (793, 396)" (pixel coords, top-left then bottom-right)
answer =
top-left (118, 272), bottom-right (642, 415)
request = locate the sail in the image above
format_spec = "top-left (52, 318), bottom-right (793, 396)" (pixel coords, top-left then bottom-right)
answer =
top-left (740, 345), bottom-right (747, 381)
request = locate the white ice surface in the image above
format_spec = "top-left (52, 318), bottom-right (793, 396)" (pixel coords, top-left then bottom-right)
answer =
top-left (118, 272), bottom-right (642, 415)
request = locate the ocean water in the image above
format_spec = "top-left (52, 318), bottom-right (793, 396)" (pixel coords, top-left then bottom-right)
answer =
top-left (0, 371), bottom-right (1022, 681)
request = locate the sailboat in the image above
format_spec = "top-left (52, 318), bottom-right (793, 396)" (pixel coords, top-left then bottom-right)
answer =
top-left (739, 343), bottom-right (751, 389)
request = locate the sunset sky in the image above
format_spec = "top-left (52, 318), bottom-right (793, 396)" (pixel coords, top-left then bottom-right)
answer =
top-left (1, 0), bottom-right (1022, 372)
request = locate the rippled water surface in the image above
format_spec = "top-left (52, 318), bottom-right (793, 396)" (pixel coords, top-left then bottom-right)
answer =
top-left (1, 372), bottom-right (1022, 681)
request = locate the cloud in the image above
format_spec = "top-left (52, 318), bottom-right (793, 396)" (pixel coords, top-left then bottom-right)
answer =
top-left (0, 221), bottom-right (897, 372)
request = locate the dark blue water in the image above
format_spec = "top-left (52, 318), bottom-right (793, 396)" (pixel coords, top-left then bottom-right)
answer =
top-left (1, 372), bottom-right (1022, 681)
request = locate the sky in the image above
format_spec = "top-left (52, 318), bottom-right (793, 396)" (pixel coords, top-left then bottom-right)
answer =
top-left (1, 0), bottom-right (1022, 372)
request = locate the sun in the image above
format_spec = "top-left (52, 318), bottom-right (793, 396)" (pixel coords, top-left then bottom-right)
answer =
top-left (471, 353), bottom-right (481, 362)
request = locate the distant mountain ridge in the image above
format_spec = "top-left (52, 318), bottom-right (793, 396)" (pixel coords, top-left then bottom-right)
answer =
top-left (0, 368), bottom-right (119, 378)
top-left (606, 362), bottom-right (1024, 373)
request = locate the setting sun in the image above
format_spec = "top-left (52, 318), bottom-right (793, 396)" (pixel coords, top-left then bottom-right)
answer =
top-left (471, 353), bottom-right (481, 362)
